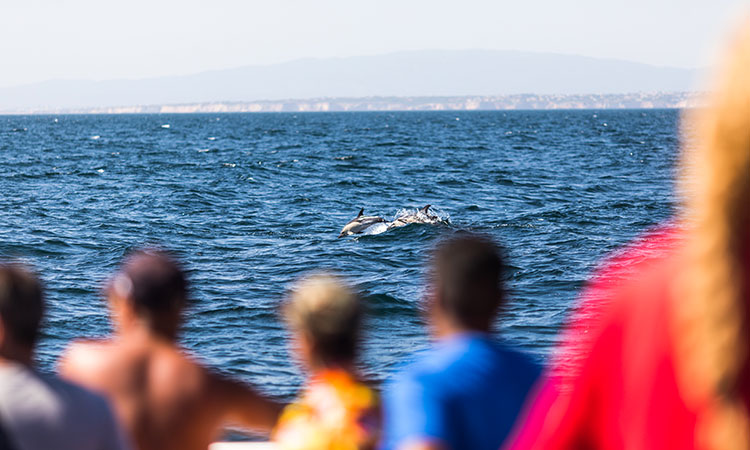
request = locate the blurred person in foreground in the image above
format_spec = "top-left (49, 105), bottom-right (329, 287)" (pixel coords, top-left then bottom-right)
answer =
top-left (58, 249), bottom-right (283, 450)
top-left (273, 273), bottom-right (380, 450)
top-left (509, 21), bottom-right (750, 450)
top-left (381, 233), bottom-right (541, 450)
top-left (0, 263), bottom-right (128, 450)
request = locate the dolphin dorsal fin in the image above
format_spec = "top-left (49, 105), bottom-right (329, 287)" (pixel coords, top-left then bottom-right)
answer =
top-left (357, 208), bottom-right (364, 218)
top-left (421, 204), bottom-right (431, 213)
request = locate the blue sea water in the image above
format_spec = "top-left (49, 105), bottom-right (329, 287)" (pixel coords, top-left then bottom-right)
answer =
top-left (0, 110), bottom-right (681, 399)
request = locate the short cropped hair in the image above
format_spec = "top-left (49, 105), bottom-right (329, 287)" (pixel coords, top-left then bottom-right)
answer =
top-left (0, 264), bottom-right (45, 349)
top-left (283, 273), bottom-right (362, 366)
top-left (430, 233), bottom-right (505, 329)
top-left (110, 249), bottom-right (188, 319)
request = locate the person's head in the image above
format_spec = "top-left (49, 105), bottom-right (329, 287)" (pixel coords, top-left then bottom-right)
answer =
top-left (283, 273), bottom-right (362, 371)
top-left (107, 248), bottom-right (188, 341)
top-left (0, 263), bottom-right (44, 364)
top-left (427, 233), bottom-right (505, 336)
top-left (674, 21), bottom-right (750, 448)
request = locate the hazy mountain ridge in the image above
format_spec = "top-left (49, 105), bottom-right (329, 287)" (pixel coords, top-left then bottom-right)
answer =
top-left (0, 50), bottom-right (702, 112)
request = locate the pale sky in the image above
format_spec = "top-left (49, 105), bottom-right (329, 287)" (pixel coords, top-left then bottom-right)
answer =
top-left (1, 0), bottom-right (748, 88)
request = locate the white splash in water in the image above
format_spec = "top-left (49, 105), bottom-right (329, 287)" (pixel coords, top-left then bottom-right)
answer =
top-left (361, 222), bottom-right (389, 236)
top-left (392, 206), bottom-right (448, 224)
top-left (91, 135), bottom-right (100, 140)
top-left (161, 124), bottom-right (170, 129)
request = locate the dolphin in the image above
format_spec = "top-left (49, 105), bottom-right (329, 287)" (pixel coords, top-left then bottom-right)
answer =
top-left (338, 208), bottom-right (387, 238)
top-left (388, 205), bottom-right (440, 229)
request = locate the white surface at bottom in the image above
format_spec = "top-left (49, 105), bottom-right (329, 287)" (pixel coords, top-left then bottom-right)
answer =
top-left (209, 443), bottom-right (277, 450)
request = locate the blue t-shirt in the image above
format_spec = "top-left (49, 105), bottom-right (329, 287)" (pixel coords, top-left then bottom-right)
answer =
top-left (381, 333), bottom-right (541, 450)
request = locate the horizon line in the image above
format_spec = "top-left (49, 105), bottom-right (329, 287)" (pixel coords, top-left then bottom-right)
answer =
top-left (0, 91), bottom-right (704, 115)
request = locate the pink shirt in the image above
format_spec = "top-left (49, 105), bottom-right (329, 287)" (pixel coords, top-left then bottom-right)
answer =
top-left (510, 225), bottom-right (748, 449)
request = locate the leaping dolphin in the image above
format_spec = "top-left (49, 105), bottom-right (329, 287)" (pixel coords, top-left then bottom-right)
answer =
top-left (388, 205), bottom-right (440, 229)
top-left (338, 208), bottom-right (387, 238)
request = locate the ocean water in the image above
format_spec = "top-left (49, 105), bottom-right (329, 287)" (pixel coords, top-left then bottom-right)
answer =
top-left (0, 110), bottom-right (681, 399)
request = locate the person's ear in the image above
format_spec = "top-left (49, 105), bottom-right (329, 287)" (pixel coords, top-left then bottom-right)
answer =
top-left (108, 290), bottom-right (137, 330)
top-left (425, 283), bottom-right (455, 338)
top-left (424, 283), bottom-right (443, 314)
top-left (107, 290), bottom-right (123, 314)
top-left (291, 331), bottom-right (316, 371)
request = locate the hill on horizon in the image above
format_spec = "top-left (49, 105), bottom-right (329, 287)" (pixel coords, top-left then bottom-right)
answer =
top-left (0, 50), bottom-right (702, 112)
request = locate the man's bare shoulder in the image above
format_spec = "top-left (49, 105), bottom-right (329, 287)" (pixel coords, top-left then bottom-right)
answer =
top-left (160, 350), bottom-right (247, 403)
top-left (151, 345), bottom-right (234, 387)
top-left (59, 339), bottom-right (119, 378)
top-left (148, 345), bottom-right (213, 390)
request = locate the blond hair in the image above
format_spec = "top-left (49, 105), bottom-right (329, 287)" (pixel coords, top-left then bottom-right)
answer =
top-left (674, 20), bottom-right (750, 448)
top-left (284, 273), bottom-right (362, 366)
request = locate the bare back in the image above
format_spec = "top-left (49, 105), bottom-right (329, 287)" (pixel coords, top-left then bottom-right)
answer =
top-left (59, 336), bottom-right (281, 450)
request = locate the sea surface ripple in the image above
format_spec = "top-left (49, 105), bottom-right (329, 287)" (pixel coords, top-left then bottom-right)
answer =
top-left (0, 110), bottom-right (681, 399)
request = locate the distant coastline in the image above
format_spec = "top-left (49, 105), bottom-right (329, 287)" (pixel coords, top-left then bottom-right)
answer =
top-left (2, 92), bottom-right (703, 115)
top-left (0, 50), bottom-right (702, 113)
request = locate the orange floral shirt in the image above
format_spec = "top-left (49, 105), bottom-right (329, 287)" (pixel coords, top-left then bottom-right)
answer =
top-left (273, 369), bottom-right (381, 450)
